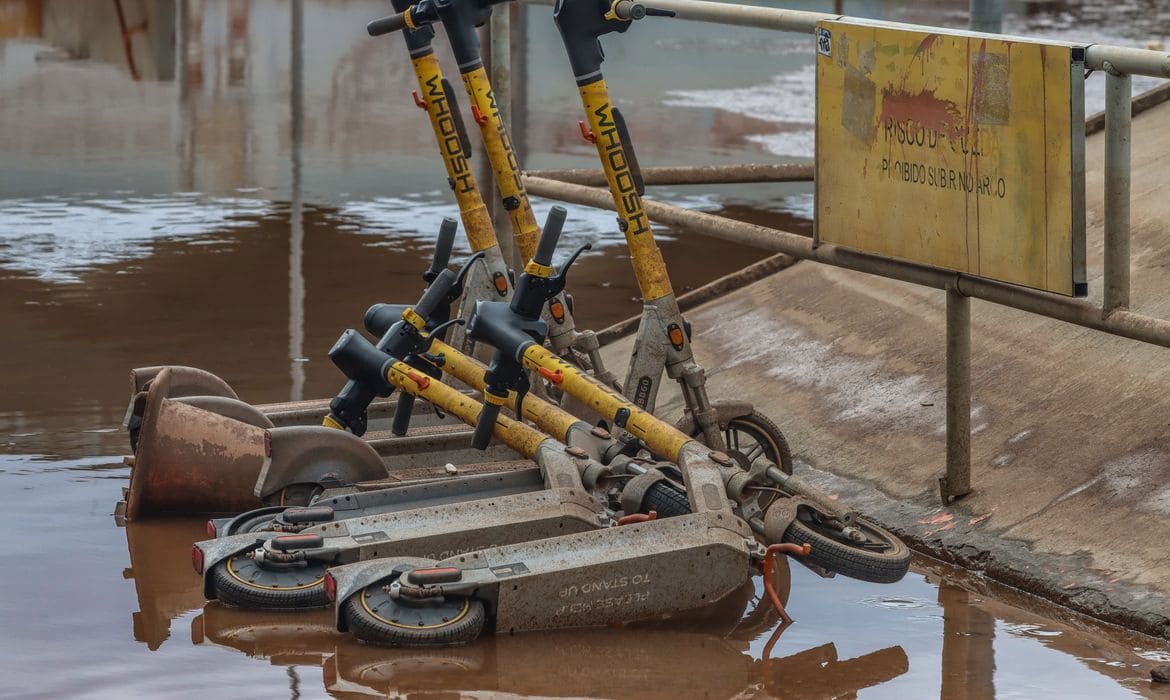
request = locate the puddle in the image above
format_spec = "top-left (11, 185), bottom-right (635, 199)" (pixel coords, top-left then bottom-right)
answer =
top-left (3, 0), bottom-right (1170, 697)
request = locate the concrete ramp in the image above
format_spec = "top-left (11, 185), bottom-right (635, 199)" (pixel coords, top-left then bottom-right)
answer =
top-left (603, 97), bottom-right (1170, 637)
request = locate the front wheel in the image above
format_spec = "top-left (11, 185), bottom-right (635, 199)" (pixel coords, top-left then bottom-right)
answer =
top-left (782, 513), bottom-right (911, 584)
top-left (209, 552), bottom-right (330, 610)
top-left (343, 580), bottom-right (485, 647)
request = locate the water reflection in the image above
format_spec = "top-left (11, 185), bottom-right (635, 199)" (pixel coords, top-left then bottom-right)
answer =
top-left (112, 506), bottom-right (1170, 699)
top-left (186, 573), bottom-right (913, 699)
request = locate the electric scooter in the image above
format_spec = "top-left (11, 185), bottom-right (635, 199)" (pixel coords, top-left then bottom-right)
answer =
top-left (368, 0), bottom-right (794, 477)
top-left (320, 210), bottom-right (907, 648)
top-left (192, 211), bottom-right (693, 610)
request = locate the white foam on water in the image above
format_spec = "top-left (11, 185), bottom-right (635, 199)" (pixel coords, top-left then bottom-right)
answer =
top-left (0, 194), bottom-right (271, 284)
top-left (334, 191), bottom-right (724, 265)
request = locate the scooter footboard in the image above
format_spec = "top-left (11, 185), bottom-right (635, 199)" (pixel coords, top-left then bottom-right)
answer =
top-left (200, 487), bottom-right (606, 603)
top-left (380, 513), bottom-right (753, 634)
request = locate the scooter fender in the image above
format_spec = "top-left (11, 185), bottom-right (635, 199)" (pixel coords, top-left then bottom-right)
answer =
top-left (329, 557), bottom-right (438, 631)
top-left (673, 400), bottom-right (753, 436)
top-left (253, 425), bottom-right (389, 500)
top-left (129, 365), bottom-right (238, 399)
top-left (195, 531), bottom-right (279, 599)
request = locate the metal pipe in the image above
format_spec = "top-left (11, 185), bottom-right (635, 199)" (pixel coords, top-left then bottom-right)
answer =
top-left (968, 0), bottom-right (1002, 34)
top-left (524, 163), bottom-right (814, 187)
top-left (523, 0), bottom-right (836, 33)
top-left (1104, 68), bottom-right (1132, 312)
top-left (521, 0), bottom-right (1170, 78)
top-left (523, 175), bottom-right (1170, 350)
top-left (942, 289), bottom-right (972, 503)
top-left (1085, 45), bottom-right (1170, 78)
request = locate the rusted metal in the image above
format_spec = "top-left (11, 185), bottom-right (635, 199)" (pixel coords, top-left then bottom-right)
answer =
top-left (123, 368), bottom-right (267, 520)
top-left (129, 365), bottom-right (237, 399)
top-left (523, 163), bottom-right (813, 187)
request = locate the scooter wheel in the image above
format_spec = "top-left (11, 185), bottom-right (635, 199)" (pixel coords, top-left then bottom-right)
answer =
top-left (724, 411), bottom-right (793, 476)
top-left (344, 582), bottom-right (485, 647)
top-left (640, 480), bottom-right (691, 518)
top-left (261, 482), bottom-right (324, 507)
top-left (209, 553), bottom-right (329, 610)
top-left (783, 513), bottom-right (911, 584)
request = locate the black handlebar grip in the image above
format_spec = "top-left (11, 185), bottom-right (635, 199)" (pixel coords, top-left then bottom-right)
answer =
top-left (429, 218), bottom-right (458, 278)
top-left (367, 13), bottom-right (407, 36)
top-left (533, 206), bottom-right (567, 268)
top-left (413, 268), bottom-right (457, 320)
top-left (364, 303), bottom-right (409, 338)
top-left (471, 399), bottom-right (502, 450)
top-left (391, 393), bottom-right (416, 436)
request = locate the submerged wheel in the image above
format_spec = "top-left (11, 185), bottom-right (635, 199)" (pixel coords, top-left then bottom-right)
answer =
top-left (344, 580), bottom-right (485, 647)
top-left (723, 411), bottom-right (793, 476)
top-left (782, 512), bottom-right (911, 584)
top-left (209, 551), bottom-right (329, 610)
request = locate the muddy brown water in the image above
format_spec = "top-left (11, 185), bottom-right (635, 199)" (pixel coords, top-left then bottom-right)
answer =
top-left (3, 0), bottom-right (1170, 697)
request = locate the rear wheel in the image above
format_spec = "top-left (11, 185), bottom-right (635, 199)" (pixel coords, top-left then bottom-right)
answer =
top-left (344, 580), bottom-right (485, 647)
top-left (782, 512), bottom-right (910, 584)
top-left (209, 551), bottom-right (329, 610)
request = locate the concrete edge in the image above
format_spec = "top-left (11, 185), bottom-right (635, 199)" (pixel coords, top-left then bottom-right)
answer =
top-left (1085, 80), bottom-right (1170, 136)
top-left (797, 462), bottom-right (1170, 642)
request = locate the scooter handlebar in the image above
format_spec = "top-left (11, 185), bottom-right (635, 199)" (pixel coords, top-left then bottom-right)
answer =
top-left (412, 268), bottom-right (457, 321)
top-left (533, 206), bottom-right (567, 268)
top-left (364, 304), bottom-right (410, 339)
top-left (367, 13), bottom-right (408, 36)
top-left (426, 218), bottom-right (458, 282)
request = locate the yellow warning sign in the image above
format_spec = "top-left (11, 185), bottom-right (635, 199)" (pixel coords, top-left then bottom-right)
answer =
top-left (815, 20), bottom-right (1086, 296)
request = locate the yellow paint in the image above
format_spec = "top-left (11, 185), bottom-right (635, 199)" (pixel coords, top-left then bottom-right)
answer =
top-left (461, 67), bottom-right (540, 263)
top-left (521, 344), bottom-right (692, 460)
top-left (410, 53), bottom-right (497, 253)
top-left (523, 261), bottom-right (553, 279)
top-left (426, 338), bottom-right (579, 442)
top-left (403, 308), bottom-right (425, 331)
top-left (578, 80), bottom-right (673, 302)
top-left (815, 21), bottom-right (1085, 295)
top-left (384, 359), bottom-right (546, 458)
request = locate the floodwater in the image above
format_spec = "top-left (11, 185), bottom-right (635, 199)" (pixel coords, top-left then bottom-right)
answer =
top-left (2, 0), bottom-right (1169, 697)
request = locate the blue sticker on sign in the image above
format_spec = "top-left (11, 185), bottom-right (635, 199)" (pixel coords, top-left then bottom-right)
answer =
top-left (817, 27), bottom-right (832, 57)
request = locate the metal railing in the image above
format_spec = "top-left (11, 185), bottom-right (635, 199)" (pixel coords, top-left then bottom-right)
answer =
top-left (496, 0), bottom-right (1170, 503)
